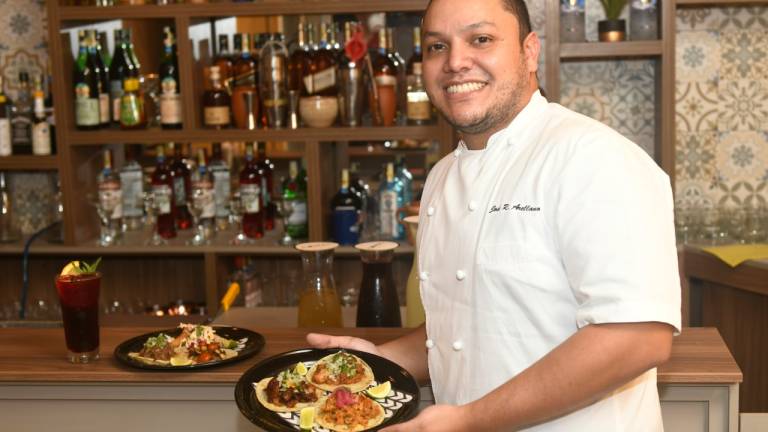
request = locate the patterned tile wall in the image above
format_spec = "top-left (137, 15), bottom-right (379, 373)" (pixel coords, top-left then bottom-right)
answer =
top-left (0, 0), bottom-right (57, 235)
top-left (676, 6), bottom-right (768, 208)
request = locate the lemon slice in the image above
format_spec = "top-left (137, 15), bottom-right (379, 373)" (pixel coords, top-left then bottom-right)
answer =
top-left (170, 355), bottom-right (193, 366)
top-left (60, 261), bottom-right (80, 276)
top-left (295, 361), bottom-right (308, 376)
top-left (366, 381), bottom-right (391, 399)
top-left (299, 406), bottom-right (315, 430)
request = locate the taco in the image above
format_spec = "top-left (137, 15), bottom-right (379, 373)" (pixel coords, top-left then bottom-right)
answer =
top-left (307, 351), bottom-right (375, 393)
top-left (254, 364), bottom-right (322, 412)
top-left (316, 387), bottom-right (386, 432)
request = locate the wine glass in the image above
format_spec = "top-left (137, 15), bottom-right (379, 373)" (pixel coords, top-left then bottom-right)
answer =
top-left (274, 198), bottom-right (295, 246)
top-left (187, 187), bottom-right (215, 246)
top-left (229, 191), bottom-right (252, 245)
top-left (86, 192), bottom-right (120, 247)
top-left (143, 191), bottom-right (167, 246)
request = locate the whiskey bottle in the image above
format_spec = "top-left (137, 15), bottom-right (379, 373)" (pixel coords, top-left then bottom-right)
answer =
top-left (304, 22), bottom-right (337, 98)
top-left (159, 26), bottom-right (183, 129)
top-left (386, 27), bottom-right (407, 124)
top-left (370, 29), bottom-right (398, 126)
top-left (287, 21), bottom-right (311, 94)
top-left (214, 34), bottom-right (233, 93)
top-left (31, 75), bottom-right (51, 155)
top-left (232, 33), bottom-right (258, 129)
top-left (203, 66), bottom-right (231, 128)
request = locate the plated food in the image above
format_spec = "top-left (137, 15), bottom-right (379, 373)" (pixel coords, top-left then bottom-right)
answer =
top-left (307, 351), bottom-right (375, 393)
top-left (255, 362), bottom-right (322, 412)
top-left (127, 323), bottom-right (245, 366)
top-left (316, 387), bottom-right (386, 432)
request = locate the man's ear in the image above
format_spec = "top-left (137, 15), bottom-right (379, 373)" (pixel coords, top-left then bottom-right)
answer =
top-left (523, 31), bottom-right (541, 74)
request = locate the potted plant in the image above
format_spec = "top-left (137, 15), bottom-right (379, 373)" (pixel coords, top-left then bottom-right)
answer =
top-left (598, 0), bottom-right (628, 42)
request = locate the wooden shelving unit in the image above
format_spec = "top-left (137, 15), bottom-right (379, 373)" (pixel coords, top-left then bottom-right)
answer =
top-left (0, 156), bottom-right (59, 171)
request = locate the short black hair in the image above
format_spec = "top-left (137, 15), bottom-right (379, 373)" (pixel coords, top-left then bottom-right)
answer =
top-left (426, 0), bottom-right (533, 44)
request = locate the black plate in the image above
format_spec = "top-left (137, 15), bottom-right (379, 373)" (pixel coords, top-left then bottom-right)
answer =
top-left (113, 326), bottom-right (265, 370)
top-left (235, 348), bottom-right (420, 431)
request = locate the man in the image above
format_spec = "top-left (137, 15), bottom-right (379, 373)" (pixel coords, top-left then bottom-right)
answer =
top-left (309, 0), bottom-right (681, 430)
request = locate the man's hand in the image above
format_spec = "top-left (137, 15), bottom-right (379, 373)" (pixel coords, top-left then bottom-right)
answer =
top-left (381, 405), bottom-right (470, 432)
top-left (306, 333), bottom-right (381, 356)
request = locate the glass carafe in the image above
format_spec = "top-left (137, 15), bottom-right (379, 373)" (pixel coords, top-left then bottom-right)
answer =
top-left (296, 242), bottom-right (343, 327)
top-left (355, 241), bottom-right (401, 327)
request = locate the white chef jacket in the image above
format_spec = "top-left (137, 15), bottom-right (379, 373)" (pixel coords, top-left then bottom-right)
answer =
top-left (417, 90), bottom-right (681, 431)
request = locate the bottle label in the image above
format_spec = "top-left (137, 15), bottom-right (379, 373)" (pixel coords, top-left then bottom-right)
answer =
top-left (306, 67), bottom-right (336, 94)
top-left (99, 182), bottom-right (123, 220)
top-left (75, 83), bottom-right (100, 126)
top-left (153, 184), bottom-right (172, 215)
top-left (173, 176), bottom-right (187, 206)
top-left (194, 183), bottom-right (216, 219)
top-left (110, 80), bottom-right (124, 123)
top-left (240, 184), bottom-right (261, 214)
top-left (407, 91), bottom-right (432, 121)
top-left (120, 95), bottom-right (141, 126)
top-left (119, 169), bottom-right (144, 218)
top-left (0, 119), bottom-right (11, 156)
top-left (333, 206), bottom-right (359, 245)
top-left (204, 106), bottom-right (230, 126)
top-left (32, 122), bottom-right (51, 155)
top-left (98, 93), bottom-right (110, 123)
top-left (212, 169), bottom-right (231, 218)
top-left (10, 115), bottom-right (32, 145)
top-left (288, 200), bottom-right (307, 225)
top-left (160, 77), bottom-right (182, 124)
top-left (375, 75), bottom-right (397, 86)
top-left (379, 190), bottom-right (399, 238)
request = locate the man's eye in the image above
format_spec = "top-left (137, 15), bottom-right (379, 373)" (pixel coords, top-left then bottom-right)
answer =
top-left (427, 42), bottom-right (446, 53)
top-left (474, 35), bottom-right (492, 44)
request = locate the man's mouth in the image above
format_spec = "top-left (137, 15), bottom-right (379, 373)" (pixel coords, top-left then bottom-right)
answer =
top-left (445, 82), bottom-right (488, 95)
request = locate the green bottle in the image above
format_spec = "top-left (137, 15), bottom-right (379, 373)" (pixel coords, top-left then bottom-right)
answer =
top-left (282, 160), bottom-right (308, 239)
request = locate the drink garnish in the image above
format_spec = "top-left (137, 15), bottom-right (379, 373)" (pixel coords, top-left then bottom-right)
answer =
top-left (60, 257), bottom-right (102, 276)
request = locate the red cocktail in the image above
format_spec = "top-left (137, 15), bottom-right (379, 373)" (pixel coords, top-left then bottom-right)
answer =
top-left (55, 272), bottom-right (101, 363)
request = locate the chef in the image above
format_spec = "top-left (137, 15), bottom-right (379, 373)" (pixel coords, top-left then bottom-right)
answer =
top-left (308, 0), bottom-right (681, 430)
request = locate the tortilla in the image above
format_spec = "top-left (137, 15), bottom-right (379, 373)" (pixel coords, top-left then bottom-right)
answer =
top-left (254, 377), bottom-right (321, 413)
top-left (307, 352), bottom-right (375, 393)
top-left (315, 393), bottom-right (386, 432)
top-left (127, 352), bottom-right (170, 366)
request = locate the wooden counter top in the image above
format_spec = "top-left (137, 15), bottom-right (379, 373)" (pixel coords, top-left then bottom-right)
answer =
top-left (0, 326), bottom-right (741, 385)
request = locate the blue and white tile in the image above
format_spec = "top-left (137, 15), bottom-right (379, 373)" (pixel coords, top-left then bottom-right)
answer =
top-left (719, 29), bottom-right (768, 80)
top-left (716, 130), bottom-right (767, 184)
top-left (676, 30), bottom-right (720, 83)
top-left (717, 79), bottom-right (768, 132)
top-left (676, 132), bottom-right (718, 182)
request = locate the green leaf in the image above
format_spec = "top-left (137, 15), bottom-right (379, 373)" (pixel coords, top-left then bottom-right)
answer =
top-left (80, 257), bottom-right (102, 274)
top-left (599, 0), bottom-right (627, 20)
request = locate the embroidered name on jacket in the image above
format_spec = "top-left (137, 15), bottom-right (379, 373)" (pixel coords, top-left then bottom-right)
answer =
top-left (489, 204), bottom-right (541, 214)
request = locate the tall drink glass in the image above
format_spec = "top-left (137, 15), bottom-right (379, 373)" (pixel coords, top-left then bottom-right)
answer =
top-left (55, 272), bottom-right (101, 363)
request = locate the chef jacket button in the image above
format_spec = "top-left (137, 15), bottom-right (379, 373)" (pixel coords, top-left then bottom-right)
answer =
top-left (419, 271), bottom-right (429, 281)
top-left (468, 201), bottom-right (478, 211)
top-left (456, 270), bottom-right (466, 281)
top-left (425, 339), bottom-right (435, 349)
top-left (427, 206), bottom-right (435, 216)
top-left (452, 340), bottom-right (464, 351)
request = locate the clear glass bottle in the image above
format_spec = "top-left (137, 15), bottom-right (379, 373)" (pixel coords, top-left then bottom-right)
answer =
top-left (355, 241), bottom-right (401, 327)
top-left (394, 155), bottom-right (413, 205)
top-left (259, 39), bottom-right (289, 128)
top-left (189, 149), bottom-right (215, 245)
top-left (208, 142), bottom-right (230, 230)
top-left (296, 242), bottom-right (343, 327)
top-left (97, 149), bottom-right (123, 246)
top-left (630, 0), bottom-right (659, 41)
top-left (379, 162), bottom-right (404, 240)
top-left (119, 144), bottom-right (144, 231)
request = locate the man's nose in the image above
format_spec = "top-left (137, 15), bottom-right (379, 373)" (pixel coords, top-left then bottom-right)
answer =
top-left (444, 42), bottom-right (472, 73)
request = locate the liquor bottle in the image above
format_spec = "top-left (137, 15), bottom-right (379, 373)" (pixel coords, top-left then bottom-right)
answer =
top-left (338, 21), bottom-right (364, 127)
top-left (370, 29), bottom-right (397, 126)
top-left (379, 162), bottom-right (404, 240)
top-left (192, 148), bottom-right (216, 238)
top-left (232, 33), bottom-right (258, 129)
top-left (109, 29), bottom-right (136, 125)
top-left (125, 28), bottom-right (142, 77)
top-left (255, 142), bottom-right (275, 230)
top-left (386, 27), bottom-right (407, 124)
top-left (329, 22), bottom-right (342, 58)
top-left (43, 63), bottom-right (57, 155)
top-left (303, 22), bottom-right (337, 98)
top-left (74, 31), bottom-right (101, 130)
top-left (287, 21), bottom-right (311, 93)
top-left (0, 172), bottom-right (20, 243)
top-left (232, 33), bottom-right (243, 63)
top-left (203, 66), bottom-right (231, 128)
top-left (119, 77), bottom-right (145, 129)
top-left (259, 33), bottom-right (288, 129)
top-left (10, 72), bottom-right (33, 155)
top-left (90, 30), bottom-right (111, 128)
top-left (406, 27), bottom-right (433, 125)
top-left (0, 76), bottom-right (13, 156)
top-left (98, 149), bottom-right (123, 236)
top-left (168, 142), bottom-right (192, 230)
top-left (32, 75), bottom-right (51, 155)
top-left (394, 155), bottom-right (413, 205)
top-left (151, 144), bottom-right (176, 239)
top-left (239, 143), bottom-right (264, 239)
top-left (214, 34), bottom-right (233, 93)
top-left (282, 160), bottom-right (308, 239)
top-left (97, 31), bottom-right (111, 68)
top-left (406, 27), bottom-right (423, 78)
top-left (160, 27), bottom-right (183, 129)
top-left (120, 144), bottom-right (144, 231)
top-left (331, 168), bottom-right (362, 245)
top-left (209, 142), bottom-right (231, 230)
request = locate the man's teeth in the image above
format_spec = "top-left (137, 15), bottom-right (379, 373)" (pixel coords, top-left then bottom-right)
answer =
top-left (446, 82), bottom-right (486, 94)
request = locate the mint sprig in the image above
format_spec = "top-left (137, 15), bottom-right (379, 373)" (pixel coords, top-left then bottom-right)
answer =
top-left (78, 257), bottom-right (102, 274)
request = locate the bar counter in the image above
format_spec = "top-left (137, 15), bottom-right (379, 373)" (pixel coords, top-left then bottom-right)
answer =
top-left (0, 325), bottom-right (741, 431)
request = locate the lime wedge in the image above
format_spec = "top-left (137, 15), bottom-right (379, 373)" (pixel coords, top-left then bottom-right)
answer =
top-left (60, 261), bottom-right (80, 276)
top-left (299, 406), bottom-right (315, 430)
top-left (170, 355), bottom-right (192, 366)
top-left (366, 381), bottom-right (391, 399)
top-left (295, 361), bottom-right (308, 376)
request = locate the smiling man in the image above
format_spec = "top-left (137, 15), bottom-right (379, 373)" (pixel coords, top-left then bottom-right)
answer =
top-left (308, 0), bottom-right (681, 430)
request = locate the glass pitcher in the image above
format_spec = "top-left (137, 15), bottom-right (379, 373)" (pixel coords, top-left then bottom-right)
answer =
top-left (296, 242), bottom-right (343, 327)
top-left (355, 241), bottom-right (402, 327)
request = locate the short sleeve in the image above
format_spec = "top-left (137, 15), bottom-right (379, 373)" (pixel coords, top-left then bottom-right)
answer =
top-left (554, 127), bottom-right (681, 334)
